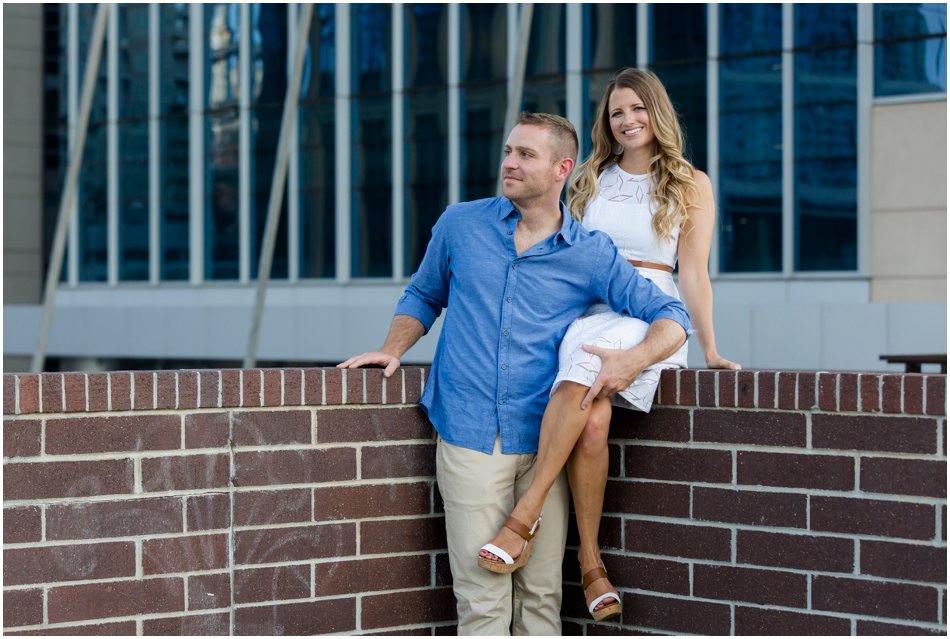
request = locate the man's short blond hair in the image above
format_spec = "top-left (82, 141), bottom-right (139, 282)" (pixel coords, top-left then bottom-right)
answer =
top-left (516, 112), bottom-right (579, 165)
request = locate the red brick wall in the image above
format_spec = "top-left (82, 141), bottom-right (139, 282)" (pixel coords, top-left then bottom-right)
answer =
top-left (3, 368), bottom-right (946, 636)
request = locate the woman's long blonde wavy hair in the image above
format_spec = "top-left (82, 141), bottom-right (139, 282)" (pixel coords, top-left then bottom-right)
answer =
top-left (568, 68), bottom-right (697, 242)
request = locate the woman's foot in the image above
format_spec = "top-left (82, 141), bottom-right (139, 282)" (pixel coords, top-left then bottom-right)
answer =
top-left (580, 555), bottom-right (621, 620)
top-left (477, 514), bottom-right (541, 573)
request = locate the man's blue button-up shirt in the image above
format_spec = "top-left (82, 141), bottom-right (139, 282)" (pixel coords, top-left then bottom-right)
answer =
top-left (395, 196), bottom-right (692, 455)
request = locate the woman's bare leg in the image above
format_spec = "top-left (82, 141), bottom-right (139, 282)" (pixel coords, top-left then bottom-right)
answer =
top-left (479, 381), bottom-right (593, 562)
top-left (567, 397), bottom-right (618, 611)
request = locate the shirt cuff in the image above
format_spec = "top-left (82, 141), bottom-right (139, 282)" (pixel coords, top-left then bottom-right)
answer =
top-left (654, 308), bottom-right (695, 337)
top-left (395, 293), bottom-right (439, 333)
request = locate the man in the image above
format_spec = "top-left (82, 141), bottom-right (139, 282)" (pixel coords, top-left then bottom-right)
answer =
top-left (339, 112), bottom-right (690, 635)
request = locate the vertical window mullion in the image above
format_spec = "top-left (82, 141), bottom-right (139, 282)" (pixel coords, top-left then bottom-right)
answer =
top-left (392, 6), bottom-right (405, 281)
top-left (447, 4), bottom-right (460, 205)
top-left (188, 4), bottom-right (204, 285)
top-left (239, 4), bottom-right (250, 283)
top-left (782, 3), bottom-right (794, 277)
top-left (149, 3), bottom-right (160, 285)
top-left (857, 4), bottom-right (874, 277)
top-left (67, 4), bottom-right (79, 287)
top-left (335, 3), bottom-right (351, 283)
top-left (707, 5), bottom-right (720, 278)
top-left (636, 4), bottom-right (649, 68)
top-left (287, 3), bottom-right (299, 284)
top-left (107, 7), bottom-right (118, 286)
top-left (566, 3), bottom-right (582, 135)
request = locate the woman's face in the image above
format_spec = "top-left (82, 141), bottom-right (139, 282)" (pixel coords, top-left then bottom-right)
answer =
top-left (607, 87), bottom-right (655, 155)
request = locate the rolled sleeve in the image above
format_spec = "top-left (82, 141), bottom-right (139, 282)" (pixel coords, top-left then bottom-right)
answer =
top-left (394, 211), bottom-right (452, 333)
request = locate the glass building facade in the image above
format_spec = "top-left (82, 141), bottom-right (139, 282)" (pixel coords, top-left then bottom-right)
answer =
top-left (42, 3), bottom-right (947, 287)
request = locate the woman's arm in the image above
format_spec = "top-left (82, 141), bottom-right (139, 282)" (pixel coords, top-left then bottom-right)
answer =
top-left (676, 170), bottom-right (741, 370)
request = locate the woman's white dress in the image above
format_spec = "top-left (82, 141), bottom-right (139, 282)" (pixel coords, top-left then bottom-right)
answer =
top-left (551, 163), bottom-right (688, 412)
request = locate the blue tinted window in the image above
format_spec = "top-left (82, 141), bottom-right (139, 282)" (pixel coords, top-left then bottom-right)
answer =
top-left (875, 3), bottom-right (947, 96)
top-left (523, 5), bottom-right (565, 116)
top-left (718, 5), bottom-right (783, 273)
top-left (299, 5), bottom-right (336, 279)
top-left (43, 5), bottom-right (69, 283)
top-left (794, 4), bottom-right (858, 271)
top-left (159, 4), bottom-right (190, 281)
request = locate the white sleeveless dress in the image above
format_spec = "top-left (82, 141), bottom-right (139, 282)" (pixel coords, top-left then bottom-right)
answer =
top-left (551, 164), bottom-right (688, 412)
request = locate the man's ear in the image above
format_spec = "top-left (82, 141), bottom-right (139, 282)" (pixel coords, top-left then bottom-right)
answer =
top-left (556, 157), bottom-right (575, 181)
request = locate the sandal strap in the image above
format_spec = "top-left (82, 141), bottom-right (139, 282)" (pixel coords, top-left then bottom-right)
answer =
top-left (581, 566), bottom-right (610, 591)
top-left (503, 516), bottom-right (537, 542)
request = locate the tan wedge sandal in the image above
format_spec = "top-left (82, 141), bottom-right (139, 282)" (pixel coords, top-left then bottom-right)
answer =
top-left (582, 565), bottom-right (622, 622)
top-left (477, 515), bottom-right (542, 574)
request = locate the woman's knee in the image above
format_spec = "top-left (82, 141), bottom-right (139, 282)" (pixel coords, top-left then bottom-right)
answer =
top-left (577, 401), bottom-right (611, 453)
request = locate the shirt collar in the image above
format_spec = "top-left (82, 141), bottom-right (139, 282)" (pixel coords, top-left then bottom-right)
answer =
top-left (498, 197), bottom-right (580, 247)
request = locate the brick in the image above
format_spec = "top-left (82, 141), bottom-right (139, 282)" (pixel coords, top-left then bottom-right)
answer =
top-left (4, 459), bottom-right (133, 500)
top-left (813, 414), bottom-right (937, 454)
top-left (188, 572), bottom-right (231, 611)
top-left (435, 552), bottom-right (452, 587)
top-left (234, 564), bottom-right (310, 604)
top-left (47, 497), bottom-right (183, 540)
top-left (693, 487), bottom-right (806, 528)
top-left (185, 412), bottom-right (229, 449)
top-left (813, 575), bottom-right (938, 622)
top-left (317, 407), bottom-right (431, 443)
top-left (588, 554), bottom-right (689, 596)
top-left (904, 374), bottom-right (924, 415)
top-left (46, 414), bottom-right (181, 454)
top-left (861, 540), bottom-right (946, 583)
top-left (345, 368), bottom-right (365, 404)
top-left (925, 375), bottom-right (945, 417)
top-left (362, 588), bottom-right (457, 629)
top-left (737, 530), bottom-right (855, 573)
top-left (4, 419), bottom-right (41, 457)
top-left (405, 368), bottom-right (426, 404)
top-left (64, 372), bottom-right (86, 412)
top-left (622, 592), bottom-right (732, 635)
top-left (718, 370), bottom-right (737, 407)
top-left (110, 372), bottom-right (132, 412)
top-left (144, 613), bottom-right (230, 636)
top-left (365, 368), bottom-right (385, 404)
top-left (777, 372), bottom-right (797, 410)
top-left (738, 452), bottom-right (853, 490)
top-left (133, 372), bottom-right (154, 410)
top-left (4, 506), bottom-right (41, 544)
top-left (5, 621), bottom-right (138, 636)
top-left (235, 523), bottom-right (355, 565)
top-left (197, 370), bottom-right (217, 408)
top-left (241, 370), bottom-right (261, 408)
top-left (18, 375), bottom-right (38, 415)
top-left (314, 482), bottom-right (431, 521)
top-left (385, 368), bottom-right (404, 405)
top-left (234, 488), bottom-right (311, 526)
top-left (234, 448), bottom-right (355, 487)
top-left (234, 599), bottom-right (355, 636)
top-left (362, 443), bottom-right (436, 479)
top-left (4, 374), bottom-right (15, 414)
top-left (737, 370), bottom-right (755, 408)
top-left (797, 372), bottom-right (817, 410)
top-left (142, 453), bottom-right (230, 492)
top-left (4, 588), bottom-right (43, 627)
top-left (861, 457), bottom-right (946, 498)
top-left (694, 409), bottom-right (806, 447)
top-left (155, 371), bottom-right (177, 410)
top-left (142, 534), bottom-right (229, 575)
top-left (624, 520), bottom-right (731, 561)
top-left (186, 493), bottom-right (231, 532)
top-left (757, 371), bottom-right (776, 409)
top-left (361, 517), bottom-right (447, 554)
top-left (612, 407), bottom-right (690, 442)
top-left (860, 373), bottom-right (881, 413)
top-left (88, 372), bottom-right (109, 412)
top-left (625, 446), bottom-right (732, 483)
top-left (811, 497), bottom-right (935, 540)
top-left (178, 370), bottom-right (199, 410)
top-left (283, 369), bottom-right (303, 406)
top-left (221, 369), bottom-right (241, 408)
top-left (882, 374), bottom-right (902, 413)
top-left (856, 620), bottom-right (946, 636)
top-left (818, 372), bottom-right (838, 411)
top-left (602, 480), bottom-right (690, 518)
top-left (697, 370), bottom-right (717, 407)
top-left (839, 373), bottom-right (859, 412)
top-left (735, 607), bottom-right (851, 636)
top-left (307, 368), bottom-right (328, 405)
top-left (41, 372), bottom-right (64, 413)
top-left (48, 577), bottom-right (185, 623)
top-left (657, 369), bottom-right (676, 405)
top-left (694, 565), bottom-right (807, 607)
top-left (678, 369), bottom-right (697, 405)
top-left (262, 369), bottom-right (281, 407)
top-left (233, 410), bottom-right (310, 446)
top-left (316, 555), bottom-right (431, 596)
top-left (3, 542), bottom-right (136, 586)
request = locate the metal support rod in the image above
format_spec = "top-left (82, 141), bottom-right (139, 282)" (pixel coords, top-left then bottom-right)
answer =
top-left (32, 3), bottom-right (111, 373)
top-left (497, 3), bottom-right (534, 195)
top-left (243, 3), bottom-right (315, 368)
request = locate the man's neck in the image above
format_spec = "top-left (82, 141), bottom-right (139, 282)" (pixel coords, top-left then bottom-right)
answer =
top-left (511, 196), bottom-right (563, 234)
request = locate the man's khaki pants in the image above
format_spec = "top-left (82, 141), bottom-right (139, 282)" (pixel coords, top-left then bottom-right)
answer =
top-left (436, 435), bottom-right (570, 636)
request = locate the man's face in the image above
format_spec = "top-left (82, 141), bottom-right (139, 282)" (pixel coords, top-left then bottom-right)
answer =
top-left (500, 124), bottom-right (564, 204)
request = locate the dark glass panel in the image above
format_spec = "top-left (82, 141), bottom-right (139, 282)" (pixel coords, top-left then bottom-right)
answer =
top-left (523, 4), bottom-right (565, 116)
top-left (299, 4), bottom-right (335, 279)
top-left (159, 4), bottom-right (190, 281)
top-left (875, 3), bottom-right (947, 96)
top-left (118, 4), bottom-right (150, 281)
top-left (794, 4), bottom-right (858, 271)
top-left (42, 5), bottom-right (68, 282)
top-left (718, 5), bottom-right (783, 272)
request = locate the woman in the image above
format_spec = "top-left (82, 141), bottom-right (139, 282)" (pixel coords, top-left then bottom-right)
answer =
top-left (476, 68), bottom-right (740, 621)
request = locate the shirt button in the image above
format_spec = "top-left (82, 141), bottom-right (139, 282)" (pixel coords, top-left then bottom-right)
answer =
top-left (506, 296), bottom-right (512, 303)
top-left (503, 330), bottom-right (509, 336)
top-left (498, 399), bottom-right (505, 405)
top-left (507, 230), bottom-right (513, 236)
top-left (512, 262), bottom-right (518, 269)
top-left (501, 364), bottom-right (508, 370)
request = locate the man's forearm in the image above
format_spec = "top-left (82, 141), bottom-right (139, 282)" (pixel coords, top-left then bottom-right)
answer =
top-left (380, 314), bottom-right (427, 359)
top-left (627, 318), bottom-right (687, 368)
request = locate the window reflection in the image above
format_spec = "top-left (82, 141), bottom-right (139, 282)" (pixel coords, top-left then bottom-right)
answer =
top-left (523, 5), bottom-right (565, 118)
top-left (875, 3), bottom-right (947, 96)
top-left (794, 4), bottom-right (858, 271)
top-left (718, 4), bottom-right (782, 273)
top-left (42, 5), bottom-right (69, 282)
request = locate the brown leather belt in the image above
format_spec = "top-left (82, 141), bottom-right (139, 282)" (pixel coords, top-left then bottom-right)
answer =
top-left (628, 259), bottom-right (674, 273)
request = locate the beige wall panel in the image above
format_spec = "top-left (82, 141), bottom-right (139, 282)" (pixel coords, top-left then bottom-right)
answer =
top-left (871, 278), bottom-right (947, 303)
top-left (872, 209), bottom-right (947, 276)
